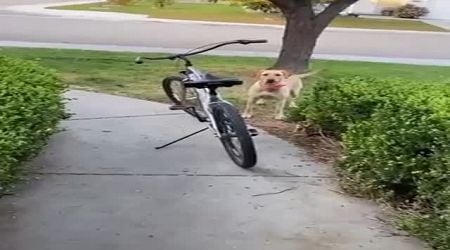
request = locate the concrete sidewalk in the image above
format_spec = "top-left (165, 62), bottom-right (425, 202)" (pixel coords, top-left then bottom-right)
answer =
top-left (0, 91), bottom-right (426, 250)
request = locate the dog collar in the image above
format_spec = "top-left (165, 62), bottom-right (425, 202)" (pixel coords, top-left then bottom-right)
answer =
top-left (262, 82), bottom-right (287, 92)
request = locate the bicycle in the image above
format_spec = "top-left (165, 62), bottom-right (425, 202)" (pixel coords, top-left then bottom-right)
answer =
top-left (135, 39), bottom-right (268, 169)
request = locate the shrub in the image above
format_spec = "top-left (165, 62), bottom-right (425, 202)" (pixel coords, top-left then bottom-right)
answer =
top-left (341, 92), bottom-right (449, 195)
top-left (399, 210), bottom-right (450, 250)
top-left (153, 0), bottom-right (174, 8)
top-left (0, 56), bottom-right (64, 191)
top-left (290, 77), bottom-right (414, 135)
top-left (232, 0), bottom-right (279, 13)
top-left (381, 8), bottom-right (395, 16)
top-left (340, 90), bottom-right (449, 249)
top-left (291, 76), bottom-right (450, 249)
top-left (396, 4), bottom-right (429, 19)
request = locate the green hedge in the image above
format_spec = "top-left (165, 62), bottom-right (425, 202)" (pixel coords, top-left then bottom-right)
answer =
top-left (231, 0), bottom-right (279, 13)
top-left (396, 4), bottom-right (429, 19)
top-left (0, 56), bottom-right (64, 190)
top-left (291, 77), bottom-right (450, 249)
top-left (291, 77), bottom-right (419, 135)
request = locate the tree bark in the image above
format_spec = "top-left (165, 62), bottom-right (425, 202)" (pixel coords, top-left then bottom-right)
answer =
top-left (272, 5), bottom-right (316, 73)
top-left (270, 0), bottom-right (359, 74)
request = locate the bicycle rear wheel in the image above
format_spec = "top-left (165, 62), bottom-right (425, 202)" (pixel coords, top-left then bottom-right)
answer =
top-left (213, 102), bottom-right (257, 168)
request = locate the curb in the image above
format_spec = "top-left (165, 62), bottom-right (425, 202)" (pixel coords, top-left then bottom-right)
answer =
top-left (2, 1), bottom-right (449, 35)
top-left (2, 40), bottom-right (450, 66)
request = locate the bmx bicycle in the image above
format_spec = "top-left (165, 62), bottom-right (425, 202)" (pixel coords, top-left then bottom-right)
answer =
top-left (135, 39), bottom-right (267, 168)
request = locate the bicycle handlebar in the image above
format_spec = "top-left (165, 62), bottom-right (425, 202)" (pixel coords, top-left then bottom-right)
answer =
top-left (135, 39), bottom-right (267, 64)
top-left (238, 39), bottom-right (267, 44)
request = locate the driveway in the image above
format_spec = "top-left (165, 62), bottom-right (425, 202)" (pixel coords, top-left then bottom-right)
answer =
top-left (423, 19), bottom-right (450, 30)
top-left (0, 91), bottom-right (426, 250)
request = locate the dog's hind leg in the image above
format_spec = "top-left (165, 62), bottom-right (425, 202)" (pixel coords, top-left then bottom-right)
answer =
top-left (288, 90), bottom-right (300, 108)
top-left (288, 81), bottom-right (303, 108)
top-left (288, 97), bottom-right (298, 108)
top-left (275, 99), bottom-right (288, 120)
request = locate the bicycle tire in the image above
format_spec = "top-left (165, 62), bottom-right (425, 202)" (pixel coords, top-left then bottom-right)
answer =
top-left (213, 102), bottom-right (257, 168)
top-left (162, 76), bottom-right (185, 105)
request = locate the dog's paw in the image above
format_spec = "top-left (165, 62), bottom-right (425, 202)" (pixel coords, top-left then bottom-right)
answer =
top-left (289, 102), bottom-right (298, 108)
top-left (242, 113), bottom-right (253, 119)
top-left (274, 115), bottom-right (286, 120)
top-left (256, 99), bottom-right (266, 105)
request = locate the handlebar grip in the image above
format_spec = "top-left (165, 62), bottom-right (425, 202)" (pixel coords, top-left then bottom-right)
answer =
top-left (239, 39), bottom-right (268, 44)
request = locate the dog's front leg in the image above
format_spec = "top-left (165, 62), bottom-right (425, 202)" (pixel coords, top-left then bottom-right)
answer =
top-left (242, 96), bottom-right (256, 119)
top-left (275, 98), bottom-right (287, 120)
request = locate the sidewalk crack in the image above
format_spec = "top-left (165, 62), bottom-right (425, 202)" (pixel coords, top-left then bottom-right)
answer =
top-left (31, 172), bottom-right (335, 179)
top-left (66, 113), bottom-right (184, 121)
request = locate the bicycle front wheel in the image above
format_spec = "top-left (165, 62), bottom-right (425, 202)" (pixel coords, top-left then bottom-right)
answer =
top-left (162, 76), bottom-right (204, 118)
top-left (213, 102), bottom-right (257, 168)
top-left (162, 76), bottom-right (186, 105)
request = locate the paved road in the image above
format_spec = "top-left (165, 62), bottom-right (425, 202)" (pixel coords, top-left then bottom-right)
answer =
top-left (0, 0), bottom-right (70, 5)
top-left (1, 0), bottom-right (450, 62)
top-left (0, 91), bottom-right (426, 250)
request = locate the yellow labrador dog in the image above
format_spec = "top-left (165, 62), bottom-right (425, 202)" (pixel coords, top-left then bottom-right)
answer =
top-left (242, 69), bottom-right (315, 120)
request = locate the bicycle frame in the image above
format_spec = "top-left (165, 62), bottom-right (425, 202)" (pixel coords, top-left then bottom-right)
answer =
top-left (184, 66), bottom-right (223, 137)
top-left (136, 39), bottom-right (267, 138)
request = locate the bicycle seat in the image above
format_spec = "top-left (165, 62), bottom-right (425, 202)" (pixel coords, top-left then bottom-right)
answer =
top-left (184, 73), bottom-right (243, 88)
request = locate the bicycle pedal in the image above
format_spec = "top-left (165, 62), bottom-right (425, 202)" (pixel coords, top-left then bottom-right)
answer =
top-left (169, 105), bottom-right (193, 111)
top-left (248, 128), bottom-right (258, 137)
top-left (197, 117), bottom-right (208, 122)
top-left (195, 110), bottom-right (208, 122)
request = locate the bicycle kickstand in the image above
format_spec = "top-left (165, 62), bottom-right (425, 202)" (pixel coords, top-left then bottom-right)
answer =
top-left (155, 127), bottom-right (209, 150)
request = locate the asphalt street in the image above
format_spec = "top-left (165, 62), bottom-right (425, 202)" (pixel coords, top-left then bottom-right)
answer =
top-left (1, 0), bottom-right (450, 62)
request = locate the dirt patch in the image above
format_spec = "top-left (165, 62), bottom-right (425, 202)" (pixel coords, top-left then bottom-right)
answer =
top-left (246, 110), bottom-right (341, 165)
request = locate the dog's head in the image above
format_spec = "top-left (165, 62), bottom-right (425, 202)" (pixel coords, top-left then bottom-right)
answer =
top-left (258, 70), bottom-right (290, 85)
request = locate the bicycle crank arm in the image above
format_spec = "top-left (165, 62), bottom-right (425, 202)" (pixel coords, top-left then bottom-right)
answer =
top-left (220, 129), bottom-right (258, 139)
top-left (169, 104), bottom-right (193, 111)
top-left (169, 105), bottom-right (208, 122)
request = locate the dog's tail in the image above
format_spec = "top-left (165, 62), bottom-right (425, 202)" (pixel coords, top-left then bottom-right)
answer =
top-left (294, 70), bottom-right (320, 79)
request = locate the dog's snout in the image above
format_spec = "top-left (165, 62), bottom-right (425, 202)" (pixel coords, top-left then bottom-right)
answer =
top-left (266, 79), bottom-right (276, 84)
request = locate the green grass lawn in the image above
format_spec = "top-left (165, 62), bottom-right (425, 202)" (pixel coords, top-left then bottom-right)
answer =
top-left (2, 47), bottom-right (450, 107)
top-left (52, 1), bottom-right (447, 32)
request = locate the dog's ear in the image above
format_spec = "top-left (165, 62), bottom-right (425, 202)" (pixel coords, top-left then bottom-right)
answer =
top-left (256, 69), bottom-right (265, 78)
top-left (281, 70), bottom-right (292, 78)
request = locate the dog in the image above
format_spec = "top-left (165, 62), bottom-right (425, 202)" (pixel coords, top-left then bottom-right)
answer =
top-left (242, 69), bottom-right (316, 120)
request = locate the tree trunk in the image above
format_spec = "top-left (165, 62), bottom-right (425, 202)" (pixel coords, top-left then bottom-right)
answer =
top-left (272, 7), bottom-right (317, 73)
top-left (270, 0), bottom-right (359, 74)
